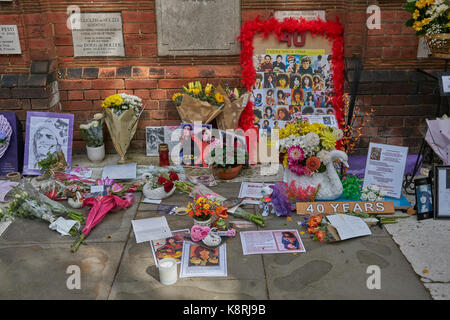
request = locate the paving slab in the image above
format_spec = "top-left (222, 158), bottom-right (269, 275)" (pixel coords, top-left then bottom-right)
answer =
top-left (0, 243), bottom-right (124, 300)
top-left (260, 212), bottom-right (431, 300)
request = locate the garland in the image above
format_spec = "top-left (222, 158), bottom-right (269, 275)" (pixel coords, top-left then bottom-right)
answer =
top-left (237, 16), bottom-right (345, 129)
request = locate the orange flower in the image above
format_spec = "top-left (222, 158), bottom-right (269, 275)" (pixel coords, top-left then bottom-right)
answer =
top-left (308, 214), bottom-right (323, 227)
top-left (308, 226), bottom-right (320, 234)
top-left (315, 230), bottom-right (326, 242)
top-left (306, 156), bottom-right (321, 171)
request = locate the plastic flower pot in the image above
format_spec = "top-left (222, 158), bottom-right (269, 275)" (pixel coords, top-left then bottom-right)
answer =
top-left (193, 216), bottom-right (213, 227)
top-left (212, 165), bottom-right (242, 180)
top-left (86, 144), bottom-right (105, 162)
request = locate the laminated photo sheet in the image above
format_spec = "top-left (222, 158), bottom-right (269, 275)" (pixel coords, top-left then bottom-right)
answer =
top-left (150, 229), bottom-right (190, 268)
top-left (240, 229), bottom-right (306, 255)
top-left (179, 241), bottom-right (227, 278)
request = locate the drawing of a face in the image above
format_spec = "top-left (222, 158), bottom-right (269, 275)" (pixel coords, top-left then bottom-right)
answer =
top-left (33, 127), bottom-right (60, 160)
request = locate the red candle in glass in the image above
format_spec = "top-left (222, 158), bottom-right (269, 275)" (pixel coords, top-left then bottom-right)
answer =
top-left (159, 143), bottom-right (169, 167)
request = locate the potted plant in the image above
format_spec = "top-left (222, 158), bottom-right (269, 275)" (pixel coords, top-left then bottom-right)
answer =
top-left (186, 196), bottom-right (219, 227)
top-left (80, 113), bottom-right (105, 162)
top-left (403, 0), bottom-right (449, 58)
top-left (172, 81), bottom-right (224, 124)
top-left (206, 141), bottom-right (249, 180)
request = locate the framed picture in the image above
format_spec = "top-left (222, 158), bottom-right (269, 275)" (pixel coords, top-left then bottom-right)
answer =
top-left (150, 229), bottom-right (189, 268)
top-left (145, 126), bottom-right (164, 156)
top-left (434, 165), bottom-right (450, 219)
top-left (179, 123), bottom-right (212, 168)
top-left (23, 112), bottom-right (74, 175)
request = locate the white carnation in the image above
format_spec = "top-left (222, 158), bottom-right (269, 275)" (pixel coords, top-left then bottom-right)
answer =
top-left (93, 113), bottom-right (104, 120)
top-left (304, 132), bottom-right (320, 148)
top-left (360, 193), bottom-right (368, 201)
top-left (367, 191), bottom-right (377, 201)
top-left (379, 189), bottom-right (387, 197)
top-left (369, 185), bottom-right (379, 193)
top-left (362, 186), bottom-right (369, 193)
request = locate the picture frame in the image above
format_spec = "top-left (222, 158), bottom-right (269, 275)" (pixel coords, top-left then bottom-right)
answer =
top-left (23, 111), bottom-right (74, 175)
top-left (437, 72), bottom-right (450, 97)
top-left (433, 165), bottom-right (450, 220)
top-left (145, 126), bottom-right (165, 156)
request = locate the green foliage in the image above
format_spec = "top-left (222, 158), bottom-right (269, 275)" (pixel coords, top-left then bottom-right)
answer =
top-left (36, 150), bottom-right (58, 174)
top-left (340, 174), bottom-right (363, 200)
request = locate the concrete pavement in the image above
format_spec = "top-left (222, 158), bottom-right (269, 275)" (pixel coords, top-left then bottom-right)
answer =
top-left (0, 154), bottom-right (436, 299)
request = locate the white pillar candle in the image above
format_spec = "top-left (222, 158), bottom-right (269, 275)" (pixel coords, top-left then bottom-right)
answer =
top-left (158, 258), bottom-right (178, 285)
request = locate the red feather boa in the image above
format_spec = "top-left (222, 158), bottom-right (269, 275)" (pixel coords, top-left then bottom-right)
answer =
top-left (237, 16), bottom-right (345, 129)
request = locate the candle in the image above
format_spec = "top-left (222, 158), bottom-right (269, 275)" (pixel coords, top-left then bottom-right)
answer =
top-left (158, 258), bottom-right (177, 285)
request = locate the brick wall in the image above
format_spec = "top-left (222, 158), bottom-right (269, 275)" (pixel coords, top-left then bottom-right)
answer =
top-left (0, 0), bottom-right (447, 156)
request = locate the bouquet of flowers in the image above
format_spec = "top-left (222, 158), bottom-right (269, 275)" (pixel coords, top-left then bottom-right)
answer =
top-left (102, 93), bottom-right (144, 163)
top-left (142, 171), bottom-right (179, 200)
top-left (360, 184), bottom-right (387, 201)
top-left (0, 184), bottom-right (84, 236)
top-left (304, 215), bottom-right (333, 242)
top-left (80, 113), bottom-right (104, 148)
top-left (186, 196), bottom-right (220, 222)
top-left (172, 81), bottom-right (224, 124)
top-left (175, 180), bottom-right (265, 227)
top-left (215, 84), bottom-right (250, 130)
top-left (279, 119), bottom-right (344, 176)
top-left (404, 0), bottom-right (449, 57)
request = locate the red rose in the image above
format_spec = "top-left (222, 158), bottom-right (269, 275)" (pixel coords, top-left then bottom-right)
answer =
top-left (164, 180), bottom-right (174, 193)
top-left (158, 176), bottom-right (167, 185)
top-left (169, 171), bottom-right (179, 181)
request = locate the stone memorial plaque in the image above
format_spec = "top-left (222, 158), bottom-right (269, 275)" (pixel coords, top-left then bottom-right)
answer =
top-left (274, 10), bottom-right (326, 21)
top-left (0, 25), bottom-right (21, 54)
top-left (156, 0), bottom-right (240, 56)
top-left (0, 112), bottom-right (24, 175)
top-left (72, 12), bottom-right (125, 57)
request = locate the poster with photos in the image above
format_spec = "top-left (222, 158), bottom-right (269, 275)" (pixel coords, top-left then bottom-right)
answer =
top-left (145, 126), bottom-right (164, 156)
top-left (251, 51), bottom-right (335, 136)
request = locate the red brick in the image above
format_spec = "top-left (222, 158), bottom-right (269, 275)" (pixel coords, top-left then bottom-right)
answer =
top-left (122, 11), bottom-right (140, 23)
top-left (125, 79), bottom-right (157, 89)
top-left (123, 23), bottom-right (140, 34)
top-left (150, 89), bottom-right (166, 100)
top-left (198, 66), bottom-right (215, 78)
top-left (384, 24), bottom-right (402, 35)
top-left (24, 13), bottom-right (46, 25)
top-left (383, 47), bottom-right (402, 58)
top-left (348, 11), bottom-right (365, 23)
top-left (142, 45), bottom-right (157, 56)
top-left (134, 89), bottom-right (150, 99)
top-left (62, 100), bottom-right (93, 111)
top-left (140, 11), bottom-right (156, 22)
top-left (59, 80), bottom-right (92, 90)
top-left (56, 46), bottom-right (74, 57)
top-left (182, 66), bottom-right (199, 78)
top-left (215, 66), bottom-right (232, 77)
top-left (165, 67), bottom-right (181, 79)
top-left (98, 67), bottom-right (116, 78)
top-left (149, 67), bottom-right (165, 79)
top-left (54, 36), bottom-right (73, 46)
top-left (124, 34), bottom-right (156, 45)
top-left (382, 11), bottom-right (396, 23)
top-left (100, 90), bottom-right (117, 99)
top-left (125, 46), bottom-right (141, 57)
top-left (158, 79), bottom-right (189, 89)
top-left (392, 36), bottom-right (417, 47)
top-left (91, 79), bottom-right (125, 90)
top-left (68, 90), bottom-right (84, 100)
top-left (150, 110), bottom-right (167, 120)
top-left (141, 23), bottom-right (156, 34)
top-left (132, 67), bottom-right (150, 78)
top-left (84, 90), bottom-right (100, 100)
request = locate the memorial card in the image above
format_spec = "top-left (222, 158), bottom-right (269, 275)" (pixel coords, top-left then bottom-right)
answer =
top-left (363, 143), bottom-right (408, 199)
top-left (240, 230), bottom-right (305, 255)
top-left (23, 112), bottom-right (74, 175)
top-left (179, 242), bottom-right (227, 278)
top-left (146, 126), bottom-right (165, 156)
top-left (150, 229), bottom-right (190, 267)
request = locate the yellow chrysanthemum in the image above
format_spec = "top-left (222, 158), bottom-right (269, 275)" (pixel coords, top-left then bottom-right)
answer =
top-left (172, 93), bottom-right (182, 102)
top-left (102, 94), bottom-right (123, 108)
top-left (282, 154), bottom-right (289, 168)
top-left (192, 88), bottom-right (200, 95)
top-left (320, 130), bottom-right (337, 150)
top-left (413, 9), bottom-right (420, 20)
top-left (422, 18), bottom-right (430, 25)
top-left (301, 122), bottom-right (326, 135)
top-left (280, 123), bottom-right (301, 139)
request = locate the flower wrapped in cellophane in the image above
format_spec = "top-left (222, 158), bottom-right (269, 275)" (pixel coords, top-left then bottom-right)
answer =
top-left (172, 81), bottom-right (224, 124)
top-left (279, 118), bottom-right (344, 176)
top-left (102, 93), bottom-right (144, 163)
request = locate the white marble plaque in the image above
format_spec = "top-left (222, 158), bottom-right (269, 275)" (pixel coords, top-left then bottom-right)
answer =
top-left (274, 10), bottom-right (326, 21)
top-left (72, 12), bottom-right (125, 57)
top-left (156, 0), bottom-right (240, 56)
top-left (0, 25), bottom-right (21, 54)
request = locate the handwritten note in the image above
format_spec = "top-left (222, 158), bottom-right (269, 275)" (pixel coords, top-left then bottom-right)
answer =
top-left (326, 214), bottom-right (371, 241)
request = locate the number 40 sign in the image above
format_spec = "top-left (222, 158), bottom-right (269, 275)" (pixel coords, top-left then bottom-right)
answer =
top-left (296, 201), bottom-right (395, 215)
